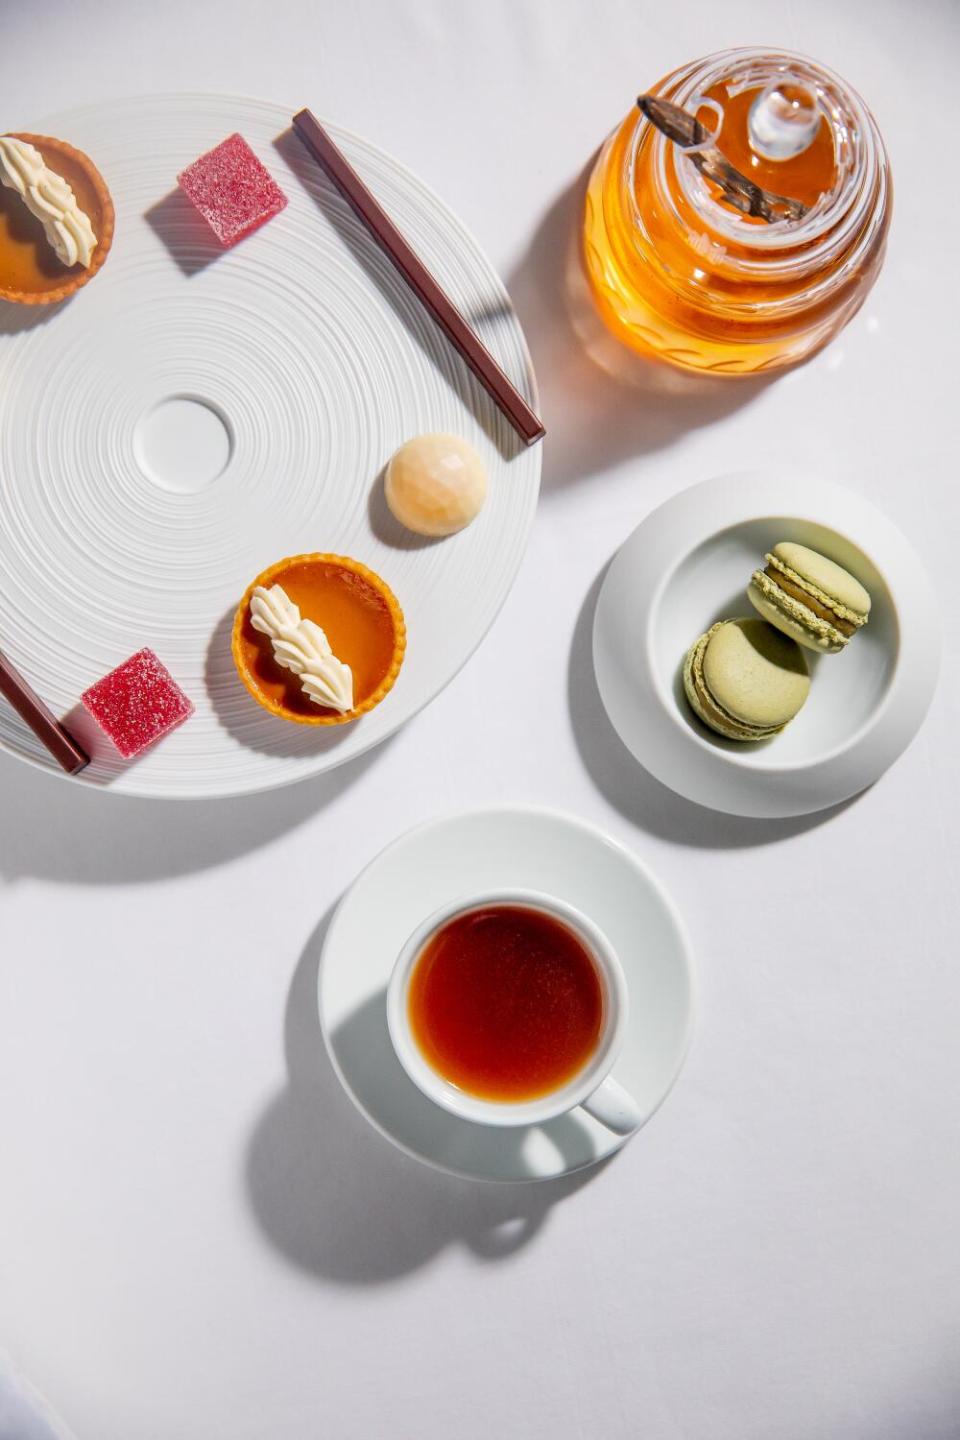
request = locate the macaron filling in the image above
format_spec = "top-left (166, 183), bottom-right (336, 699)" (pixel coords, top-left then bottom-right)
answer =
top-left (750, 569), bottom-right (851, 651)
top-left (754, 567), bottom-right (857, 642)
top-left (763, 564), bottom-right (858, 635)
top-left (763, 551), bottom-right (868, 630)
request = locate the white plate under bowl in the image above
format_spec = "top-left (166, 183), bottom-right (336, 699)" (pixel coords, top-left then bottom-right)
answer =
top-left (593, 473), bottom-right (940, 819)
top-left (0, 94), bottom-right (541, 797)
top-left (318, 807), bottom-right (695, 1183)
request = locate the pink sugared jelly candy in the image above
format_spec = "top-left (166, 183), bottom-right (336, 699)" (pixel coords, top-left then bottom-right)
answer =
top-left (82, 649), bottom-right (194, 759)
top-left (177, 133), bottom-right (287, 247)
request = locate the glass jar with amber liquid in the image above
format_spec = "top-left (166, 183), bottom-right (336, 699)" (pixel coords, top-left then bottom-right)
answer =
top-left (582, 49), bottom-right (891, 376)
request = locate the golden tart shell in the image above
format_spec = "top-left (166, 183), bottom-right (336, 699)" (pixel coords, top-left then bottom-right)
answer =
top-left (231, 553), bottom-right (406, 726)
top-left (0, 133), bottom-right (115, 305)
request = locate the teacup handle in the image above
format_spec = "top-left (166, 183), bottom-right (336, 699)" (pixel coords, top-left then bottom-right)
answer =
top-left (581, 1076), bottom-right (644, 1135)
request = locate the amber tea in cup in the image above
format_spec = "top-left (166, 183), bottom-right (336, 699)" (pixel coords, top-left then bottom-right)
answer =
top-left (388, 891), bottom-right (643, 1134)
top-left (407, 903), bottom-right (604, 1102)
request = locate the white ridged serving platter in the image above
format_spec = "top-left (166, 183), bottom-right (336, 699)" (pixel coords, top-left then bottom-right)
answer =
top-left (0, 94), bottom-right (541, 798)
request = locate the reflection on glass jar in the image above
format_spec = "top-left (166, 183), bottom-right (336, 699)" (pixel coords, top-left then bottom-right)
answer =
top-left (582, 48), bottom-right (892, 377)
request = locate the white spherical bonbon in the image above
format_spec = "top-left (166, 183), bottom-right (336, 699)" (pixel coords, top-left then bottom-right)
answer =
top-left (385, 433), bottom-right (487, 537)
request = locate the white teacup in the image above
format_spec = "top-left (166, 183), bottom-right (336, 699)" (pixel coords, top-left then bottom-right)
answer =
top-left (386, 889), bottom-right (643, 1135)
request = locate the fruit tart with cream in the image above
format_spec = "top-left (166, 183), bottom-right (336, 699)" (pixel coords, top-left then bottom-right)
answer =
top-left (0, 132), bottom-right (114, 304)
top-left (232, 554), bottom-right (406, 725)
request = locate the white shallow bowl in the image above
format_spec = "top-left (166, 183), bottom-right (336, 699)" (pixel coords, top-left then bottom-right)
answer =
top-left (593, 473), bottom-right (940, 819)
top-left (0, 93), bottom-right (541, 798)
top-left (318, 807), bottom-right (695, 1182)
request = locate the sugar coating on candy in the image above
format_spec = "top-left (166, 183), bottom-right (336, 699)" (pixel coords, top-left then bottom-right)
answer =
top-left (82, 649), bottom-right (194, 759)
top-left (177, 134), bottom-right (287, 247)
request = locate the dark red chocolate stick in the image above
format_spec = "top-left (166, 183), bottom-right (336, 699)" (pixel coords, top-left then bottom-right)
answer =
top-left (0, 649), bottom-right (89, 774)
top-left (292, 108), bottom-right (545, 448)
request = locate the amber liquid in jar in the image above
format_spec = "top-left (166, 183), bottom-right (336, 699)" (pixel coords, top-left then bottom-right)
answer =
top-left (582, 49), bottom-right (892, 376)
top-left (407, 905), bottom-right (604, 1102)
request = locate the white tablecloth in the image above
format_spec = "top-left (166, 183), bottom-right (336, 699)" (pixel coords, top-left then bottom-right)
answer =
top-left (2, 3), bottom-right (959, 1437)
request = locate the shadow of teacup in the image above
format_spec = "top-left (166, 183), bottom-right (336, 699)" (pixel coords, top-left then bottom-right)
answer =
top-left (244, 908), bottom-right (607, 1284)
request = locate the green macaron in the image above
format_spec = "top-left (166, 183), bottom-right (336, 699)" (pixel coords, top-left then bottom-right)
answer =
top-left (747, 542), bottom-right (871, 654)
top-left (683, 617), bottom-right (811, 742)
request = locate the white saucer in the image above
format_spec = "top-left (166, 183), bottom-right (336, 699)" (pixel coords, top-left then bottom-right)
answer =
top-left (317, 807), bottom-right (695, 1182)
top-left (593, 473), bottom-right (941, 819)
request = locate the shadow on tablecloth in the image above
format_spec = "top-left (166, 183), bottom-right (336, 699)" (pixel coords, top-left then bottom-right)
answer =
top-left (244, 906), bottom-right (609, 1284)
